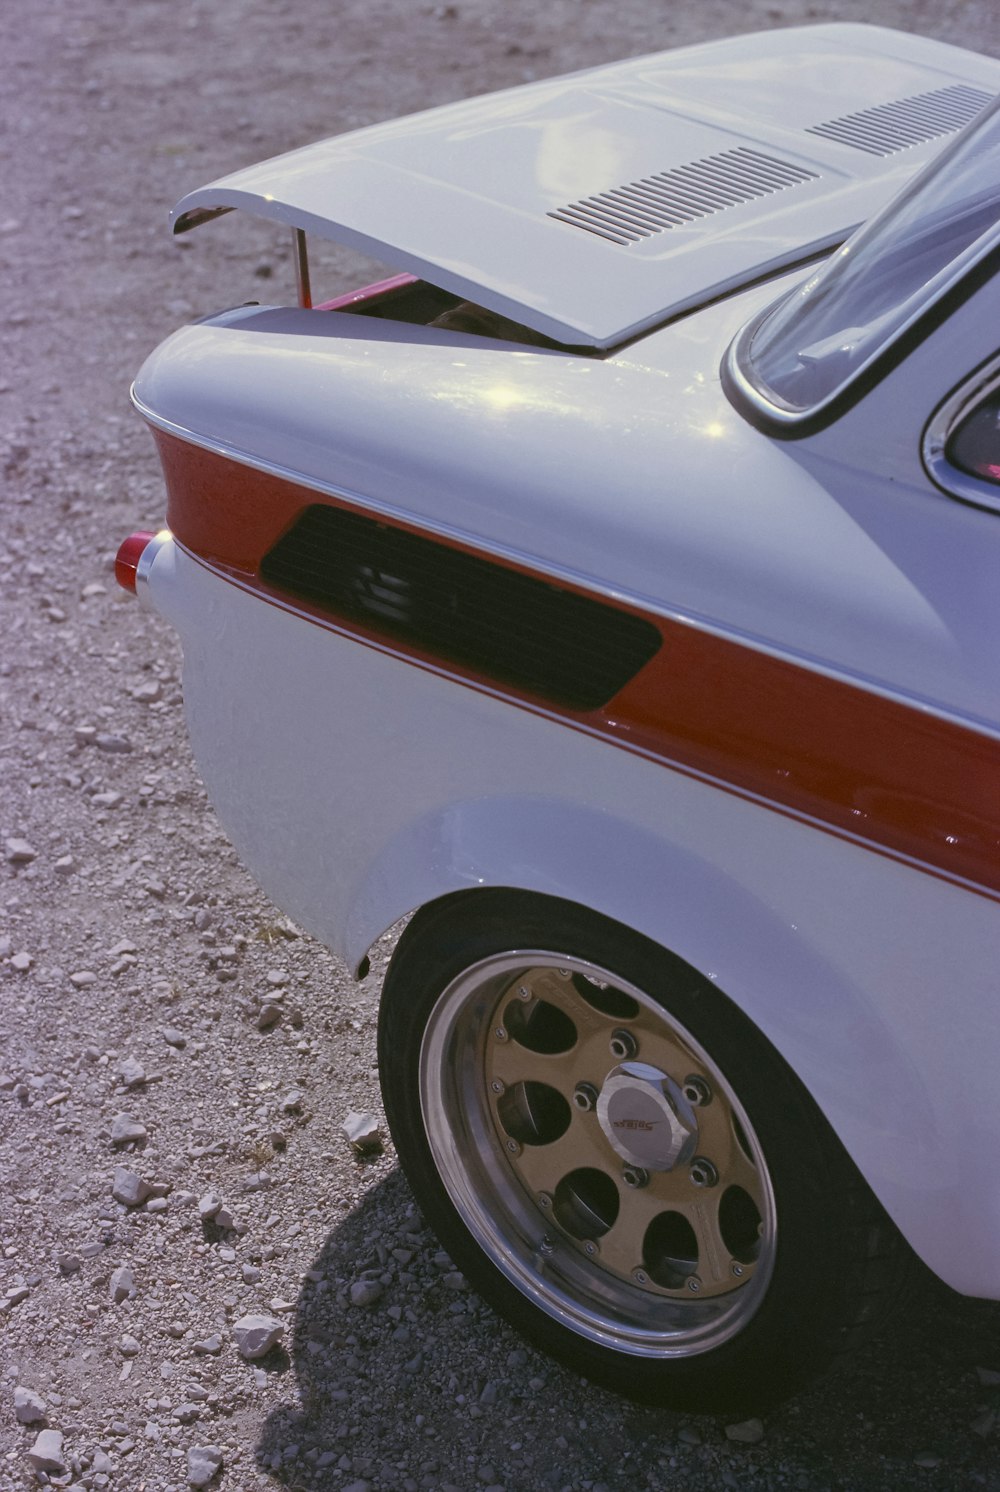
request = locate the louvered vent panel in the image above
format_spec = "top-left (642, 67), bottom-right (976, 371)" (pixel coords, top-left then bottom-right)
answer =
top-left (548, 148), bottom-right (819, 246)
top-left (806, 84), bottom-right (993, 156)
top-left (260, 505), bottom-right (662, 711)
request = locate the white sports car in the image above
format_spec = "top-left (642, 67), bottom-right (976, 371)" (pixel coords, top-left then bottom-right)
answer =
top-left (117, 24), bottom-right (1000, 1412)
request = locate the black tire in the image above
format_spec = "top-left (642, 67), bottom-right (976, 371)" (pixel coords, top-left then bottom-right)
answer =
top-left (377, 890), bottom-right (909, 1414)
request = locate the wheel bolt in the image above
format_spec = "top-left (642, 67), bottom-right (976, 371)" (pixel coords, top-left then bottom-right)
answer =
top-left (517, 985), bottom-right (532, 1001)
top-left (540, 1235), bottom-right (555, 1255)
top-left (573, 1082), bottom-right (598, 1112)
top-left (683, 1075), bottom-right (713, 1107)
top-left (689, 1157), bottom-right (718, 1188)
top-left (731, 1263), bottom-right (745, 1278)
top-left (686, 1276), bottom-right (702, 1293)
top-left (506, 1138), bottom-right (521, 1156)
top-left (609, 1028), bottom-right (637, 1060)
top-left (494, 1026), bottom-right (508, 1041)
top-left (622, 1164), bottom-right (648, 1189)
top-left (538, 1192), bottom-right (552, 1210)
top-left (584, 1241), bottom-right (599, 1257)
top-left (632, 1267), bottom-right (649, 1285)
top-left (490, 1079), bottom-right (505, 1095)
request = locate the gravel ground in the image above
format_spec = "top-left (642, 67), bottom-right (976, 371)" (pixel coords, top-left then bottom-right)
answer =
top-left (3, 1), bottom-right (1000, 1489)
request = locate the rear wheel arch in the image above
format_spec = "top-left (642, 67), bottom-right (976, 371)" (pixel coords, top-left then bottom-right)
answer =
top-left (376, 887), bottom-right (911, 1412)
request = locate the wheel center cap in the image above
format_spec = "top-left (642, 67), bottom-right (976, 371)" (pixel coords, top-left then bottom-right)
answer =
top-left (595, 1062), bottom-right (698, 1171)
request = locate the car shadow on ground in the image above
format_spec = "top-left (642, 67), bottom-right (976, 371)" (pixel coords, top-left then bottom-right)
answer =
top-left (256, 1166), bottom-right (1000, 1491)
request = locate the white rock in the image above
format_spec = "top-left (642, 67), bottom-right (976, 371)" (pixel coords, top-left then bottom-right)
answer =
top-left (26, 1428), bottom-right (65, 1474)
top-left (342, 1110), bottom-right (381, 1152)
top-left (96, 732), bottom-right (132, 753)
top-left (119, 1056), bottom-right (146, 1089)
top-left (187, 1444), bottom-right (224, 1487)
top-left (5, 837), bottom-right (37, 864)
top-left (192, 1334), bottom-right (222, 1355)
top-left (112, 1166), bottom-right (153, 1207)
top-left (725, 1418), bottom-right (765, 1444)
top-left (198, 1191), bottom-right (223, 1222)
top-left (110, 1264), bottom-right (135, 1303)
top-left (350, 1279), bottom-right (384, 1308)
top-left (111, 1112), bottom-right (147, 1146)
top-left (120, 1334), bottom-right (141, 1356)
top-left (10, 951), bottom-right (33, 972)
top-left (14, 1385), bottom-right (47, 1424)
top-left (232, 1314), bottom-right (284, 1360)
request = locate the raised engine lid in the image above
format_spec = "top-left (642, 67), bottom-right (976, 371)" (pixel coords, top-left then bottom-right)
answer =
top-left (171, 24), bottom-right (1000, 347)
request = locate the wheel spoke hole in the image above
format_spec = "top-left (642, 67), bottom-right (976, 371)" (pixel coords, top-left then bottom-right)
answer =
top-left (553, 1168), bottom-right (619, 1240)
top-left (503, 995), bottom-right (576, 1054)
top-left (642, 1210), bottom-right (699, 1289)
top-left (496, 1082), bottom-right (571, 1147)
top-left (570, 973), bottom-right (640, 1021)
top-left (718, 1186), bottom-right (763, 1265)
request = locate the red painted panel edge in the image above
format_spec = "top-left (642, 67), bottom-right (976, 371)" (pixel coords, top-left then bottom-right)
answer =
top-left (149, 426), bottom-right (1000, 898)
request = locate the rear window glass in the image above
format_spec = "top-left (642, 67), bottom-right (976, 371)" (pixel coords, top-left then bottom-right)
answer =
top-left (739, 95), bottom-right (1000, 415)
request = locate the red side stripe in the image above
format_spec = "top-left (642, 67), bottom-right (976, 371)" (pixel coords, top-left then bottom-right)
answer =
top-left (149, 427), bottom-right (1000, 898)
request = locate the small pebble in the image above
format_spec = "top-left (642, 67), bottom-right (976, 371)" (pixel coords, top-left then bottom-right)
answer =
top-left (112, 1166), bottom-right (153, 1207)
top-left (14, 1386), bottom-right (48, 1424)
top-left (26, 1428), bottom-right (65, 1474)
top-left (5, 837), bottom-right (37, 864)
top-left (119, 1056), bottom-right (146, 1089)
top-left (342, 1110), bottom-right (382, 1153)
top-left (350, 1278), bottom-right (384, 1308)
top-left (110, 1264), bottom-right (135, 1303)
top-left (232, 1314), bottom-right (284, 1359)
top-left (187, 1443), bottom-right (224, 1487)
top-left (111, 1112), bottom-right (148, 1146)
top-left (725, 1418), bottom-right (765, 1444)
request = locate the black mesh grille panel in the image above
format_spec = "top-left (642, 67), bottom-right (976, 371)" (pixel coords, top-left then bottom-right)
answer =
top-left (260, 505), bottom-right (662, 711)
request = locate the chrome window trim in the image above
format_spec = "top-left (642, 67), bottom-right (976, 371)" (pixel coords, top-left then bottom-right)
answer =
top-left (923, 352), bottom-right (1000, 516)
top-left (723, 220), bottom-right (1000, 434)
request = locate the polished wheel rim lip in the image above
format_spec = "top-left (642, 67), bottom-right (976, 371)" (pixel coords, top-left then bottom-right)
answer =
top-left (419, 950), bottom-right (777, 1360)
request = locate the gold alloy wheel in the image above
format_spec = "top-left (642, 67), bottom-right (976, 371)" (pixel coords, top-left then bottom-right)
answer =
top-left (419, 952), bottom-right (777, 1357)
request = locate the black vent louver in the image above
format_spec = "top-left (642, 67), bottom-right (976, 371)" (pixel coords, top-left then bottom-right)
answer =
top-left (806, 84), bottom-right (993, 156)
top-left (261, 505), bottom-right (661, 711)
top-left (548, 148), bottom-right (819, 247)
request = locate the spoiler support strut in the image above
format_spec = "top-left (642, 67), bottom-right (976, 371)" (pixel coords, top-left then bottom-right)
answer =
top-left (293, 228), bottom-right (312, 309)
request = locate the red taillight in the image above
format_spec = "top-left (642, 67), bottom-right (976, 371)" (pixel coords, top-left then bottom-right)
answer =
top-left (115, 531), bottom-right (156, 592)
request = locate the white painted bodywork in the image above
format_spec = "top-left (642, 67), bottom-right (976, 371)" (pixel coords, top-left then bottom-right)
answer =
top-left (133, 276), bottom-right (1000, 732)
top-left (140, 533), bottom-right (1000, 1298)
top-left (131, 26), bottom-right (1000, 1300)
top-left (170, 25), bottom-right (1000, 346)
